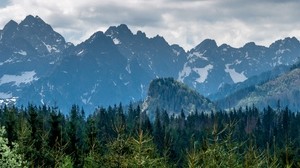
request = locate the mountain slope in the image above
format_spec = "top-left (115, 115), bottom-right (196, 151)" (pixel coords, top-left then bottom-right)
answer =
top-left (1, 15), bottom-right (300, 113)
top-left (209, 64), bottom-right (290, 101)
top-left (16, 25), bottom-right (188, 112)
top-left (217, 65), bottom-right (300, 111)
top-left (18, 31), bottom-right (132, 111)
top-left (0, 15), bottom-right (71, 105)
top-left (105, 24), bottom-right (187, 78)
top-left (142, 78), bottom-right (217, 119)
top-left (179, 38), bottom-right (300, 96)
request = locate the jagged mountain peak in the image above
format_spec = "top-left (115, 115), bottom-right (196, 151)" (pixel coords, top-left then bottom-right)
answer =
top-left (171, 44), bottom-right (186, 54)
top-left (270, 36), bottom-right (300, 49)
top-left (22, 15), bottom-right (42, 23)
top-left (150, 35), bottom-right (169, 46)
top-left (89, 31), bottom-right (105, 40)
top-left (281, 36), bottom-right (298, 43)
top-left (136, 30), bottom-right (146, 38)
top-left (152, 34), bottom-right (166, 41)
top-left (117, 24), bottom-right (131, 32)
top-left (1, 20), bottom-right (18, 40)
top-left (2, 14), bottom-right (300, 114)
top-left (243, 42), bottom-right (257, 48)
top-left (0, 15), bottom-right (68, 64)
top-left (242, 41), bottom-right (268, 51)
top-left (3, 20), bottom-right (18, 31)
top-left (105, 24), bottom-right (133, 37)
top-left (219, 43), bottom-right (233, 50)
top-left (75, 30), bottom-right (123, 59)
top-left (194, 39), bottom-right (218, 51)
top-left (19, 15), bottom-right (51, 30)
top-left (83, 31), bottom-right (116, 47)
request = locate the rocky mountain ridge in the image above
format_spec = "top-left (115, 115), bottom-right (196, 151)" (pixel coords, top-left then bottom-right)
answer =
top-left (1, 15), bottom-right (300, 113)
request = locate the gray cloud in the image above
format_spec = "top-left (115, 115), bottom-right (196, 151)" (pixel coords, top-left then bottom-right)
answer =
top-left (0, 0), bottom-right (299, 50)
top-left (0, 0), bottom-right (9, 7)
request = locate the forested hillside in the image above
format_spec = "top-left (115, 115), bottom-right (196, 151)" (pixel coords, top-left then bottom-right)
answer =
top-left (142, 78), bottom-right (217, 119)
top-left (0, 103), bottom-right (299, 167)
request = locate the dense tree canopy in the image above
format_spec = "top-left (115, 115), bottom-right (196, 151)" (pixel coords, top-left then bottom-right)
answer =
top-left (0, 103), bottom-right (300, 167)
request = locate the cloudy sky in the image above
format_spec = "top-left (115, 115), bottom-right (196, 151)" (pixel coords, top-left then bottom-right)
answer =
top-left (0, 0), bottom-right (299, 50)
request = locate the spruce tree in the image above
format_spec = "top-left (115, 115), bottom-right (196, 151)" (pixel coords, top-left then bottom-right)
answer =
top-left (0, 126), bottom-right (28, 167)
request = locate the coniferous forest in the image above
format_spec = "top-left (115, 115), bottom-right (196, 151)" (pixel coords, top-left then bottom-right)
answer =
top-left (0, 103), bottom-right (300, 167)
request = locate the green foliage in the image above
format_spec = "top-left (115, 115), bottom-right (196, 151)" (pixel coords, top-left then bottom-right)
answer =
top-left (145, 77), bottom-right (216, 118)
top-left (187, 123), bottom-right (242, 168)
top-left (0, 126), bottom-right (27, 168)
top-left (129, 130), bottom-right (167, 167)
top-left (83, 151), bottom-right (101, 168)
top-left (103, 131), bottom-right (132, 167)
top-left (0, 103), bottom-right (300, 167)
top-left (58, 155), bottom-right (73, 168)
top-left (244, 145), bottom-right (270, 168)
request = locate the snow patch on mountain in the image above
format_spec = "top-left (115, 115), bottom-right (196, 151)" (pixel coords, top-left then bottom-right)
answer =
top-left (42, 41), bottom-right (60, 53)
top-left (278, 56), bottom-right (283, 64)
top-left (14, 50), bottom-right (27, 56)
top-left (0, 97), bottom-right (17, 106)
top-left (0, 58), bottom-right (14, 66)
top-left (39, 85), bottom-right (45, 104)
top-left (193, 64), bottom-right (213, 83)
top-left (188, 50), bottom-right (208, 63)
top-left (125, 63), bottom-right (131, 74)
top-left (0, 92), bottom-right (12, 98)
top-left (234, 59), bottom-right (242, 65)
top-left (81, 95), bottom-right (92, 105)
top-left (0, 71), bottom-right (38, 86)
top-left (113, 38), bottom-right (121, 45)
top-left (178, 63), bottom-right (192, 82)
top-left (276, 49), bottom-right (291, 55)
top-left (77, 49), bottom-right (85, 56)
top-left (140, 84), bottom-right (146, 97)
top-left (172, 49), bottom-right (180, 56)
top-left (91, 83), bottom-right (99, 94)
top-left (225, 64), bottom-right (247, 83)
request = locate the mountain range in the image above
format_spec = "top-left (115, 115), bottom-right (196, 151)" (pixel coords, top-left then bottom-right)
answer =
top-left (1, 15), bottom-right (300, 114)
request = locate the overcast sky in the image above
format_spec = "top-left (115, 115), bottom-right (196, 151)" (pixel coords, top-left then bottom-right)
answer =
top-left (0, 0), bottom-right (300, 50)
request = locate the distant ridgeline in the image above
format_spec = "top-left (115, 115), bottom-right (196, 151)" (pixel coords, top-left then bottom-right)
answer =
top-left (216, 62), bottom-right (300, 111)
top-left (1, 15), bottom-right (300, 113)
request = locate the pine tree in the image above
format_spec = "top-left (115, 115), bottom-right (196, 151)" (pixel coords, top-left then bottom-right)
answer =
top-left (187, 123), bottom-right (243, 168)
top-left (67, 104), bottom-right (83, 167)
top-left (103, 114), bottom-right (132, 167)
top-left (127, 103), bottom-right (140, 134)
top-left (3, 106), bottom-right (17, 147)
top-left (153, 108), bottom-right (164, 156)
top-left (15, 110), bottom-right (31, 166)
top-left (0, 126), bottom-right (28, 167)
top-left (129, 129), bottom-right (167, 167)
top-left (27, 104), bottom-right (50, 167)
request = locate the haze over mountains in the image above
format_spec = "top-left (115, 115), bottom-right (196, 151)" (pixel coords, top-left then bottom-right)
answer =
top-left (1, 15), bottom-right (300, 113)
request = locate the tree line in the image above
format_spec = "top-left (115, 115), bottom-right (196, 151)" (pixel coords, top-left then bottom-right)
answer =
top-left (0, 103), bottom-right (300, 167)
